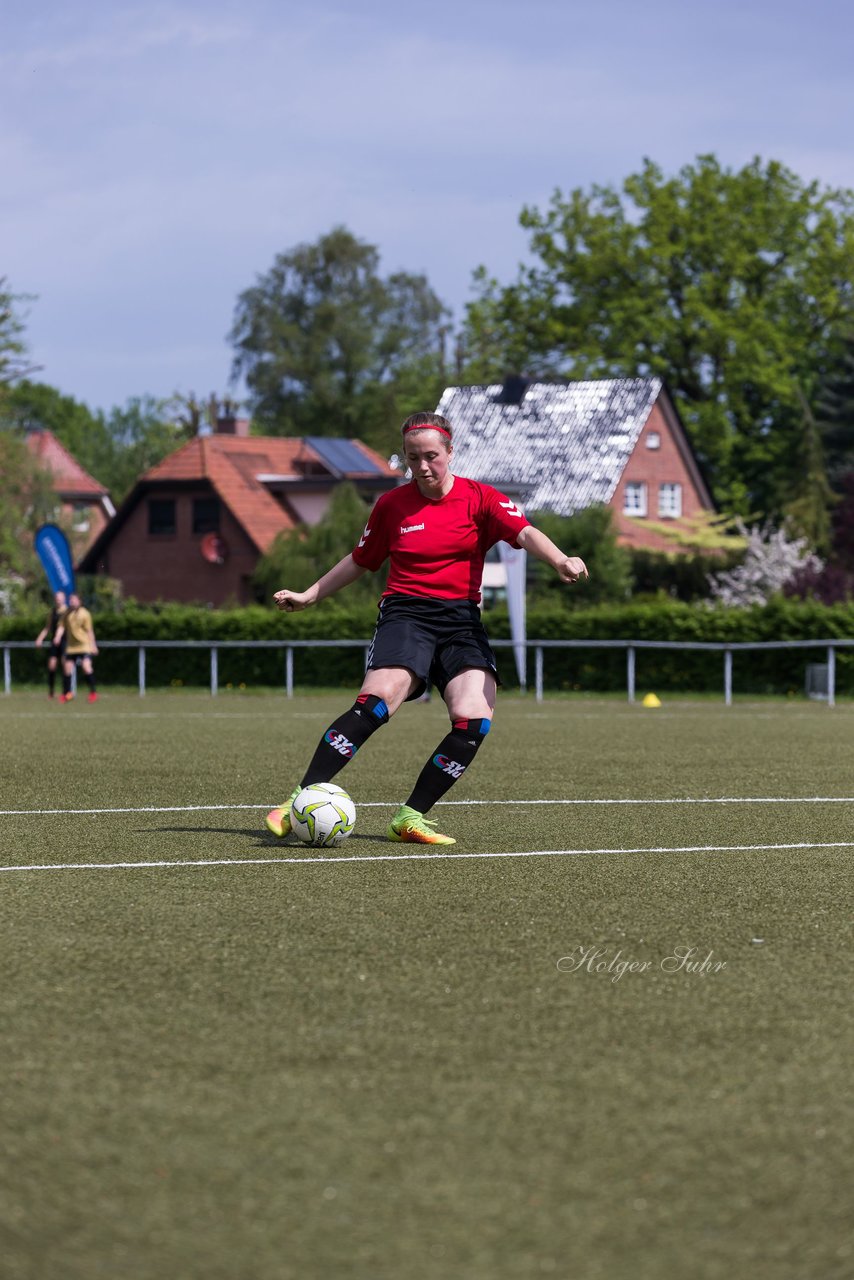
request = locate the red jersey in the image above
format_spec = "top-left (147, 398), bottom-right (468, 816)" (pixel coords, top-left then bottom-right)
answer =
top-left (351, 476), bottom-right (530, 602)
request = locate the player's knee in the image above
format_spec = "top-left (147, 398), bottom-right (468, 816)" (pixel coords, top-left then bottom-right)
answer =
top-left (450, 717), bottom-right (491, 748)
top-left (353, 693), bottom-right (391, 732)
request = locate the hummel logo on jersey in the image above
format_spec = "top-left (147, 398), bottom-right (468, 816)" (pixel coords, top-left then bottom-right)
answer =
top-left (357, 526), bottom-right (371, 549)
top-left (433, 753), bottom-right (466, 779)
top-left (325, 730), bottom-right (356, 757)
top-left (499, 499), bottom-right (524, 519)
top-left (400, 522), bottom-right (425, 535)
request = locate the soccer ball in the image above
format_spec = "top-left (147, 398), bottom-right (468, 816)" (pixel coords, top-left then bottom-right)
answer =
top-left (290, 782), bottom-right (356, 847)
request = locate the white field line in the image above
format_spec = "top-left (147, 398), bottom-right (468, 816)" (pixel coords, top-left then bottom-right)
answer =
top-left (0, 711), bottom-right (334, 720)
top-left (2, 796), bottom-right (854, 817)
top-left (1, 841), bottom-right (853, 875)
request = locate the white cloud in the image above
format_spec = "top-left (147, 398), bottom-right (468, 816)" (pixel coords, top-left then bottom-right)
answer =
top-left (0, 5), bottom-right (248, 72)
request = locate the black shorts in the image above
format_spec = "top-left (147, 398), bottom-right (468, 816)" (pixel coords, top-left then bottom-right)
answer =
top-left (67, 652), bottom-right (95, 663)
top-left (367, 595), bottom-right (499, 700)
top-left (48, 642), bottom-right (65, 660)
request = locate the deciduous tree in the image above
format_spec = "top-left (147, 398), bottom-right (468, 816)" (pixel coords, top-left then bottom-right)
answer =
top-left (0, 431), bottom-right (56, 598)
top-left (526, 506), bottom-right (633, 607)
top-left (816, 328), bottom-right (854, 482)
top-left (464, 156), bottom-right (854, 519)
top-left (5, 383), bottom-right (190, 503)
top-left (101, 395), bottom-right (190, 502)
top-left (230, 227), bottom-right (449, 453)
top-left (5, 382), bottom-right (113, 483)
top-left (0, 278), bottom-right (39, 391)
top-left (253, 482), bottom-right (383, 603)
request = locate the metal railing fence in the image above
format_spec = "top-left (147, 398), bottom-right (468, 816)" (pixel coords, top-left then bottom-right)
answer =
top-left (3, 637), bottom-right (853, 705)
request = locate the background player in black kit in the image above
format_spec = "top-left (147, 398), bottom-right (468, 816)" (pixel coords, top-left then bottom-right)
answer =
top-left (266, 412), bottom-right (588, 845)
top-left (34, 590), bottom-right (67, 699)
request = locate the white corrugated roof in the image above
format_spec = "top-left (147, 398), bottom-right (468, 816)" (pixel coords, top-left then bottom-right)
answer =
top-left (435, 378), bottom-right (662, 515)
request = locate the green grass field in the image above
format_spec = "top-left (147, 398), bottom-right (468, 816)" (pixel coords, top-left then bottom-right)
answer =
top-left (1, 690), bottom-right (852, 1280)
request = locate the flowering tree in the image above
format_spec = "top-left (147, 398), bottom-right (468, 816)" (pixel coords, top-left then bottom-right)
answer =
top-left (707, 521), bottom-right (823, 606)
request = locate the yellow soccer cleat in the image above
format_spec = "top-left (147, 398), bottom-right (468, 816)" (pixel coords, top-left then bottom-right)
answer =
top-left (387, 804), bottom-right (456, 846)
top-left (265, 786), bottom-right (302, 838)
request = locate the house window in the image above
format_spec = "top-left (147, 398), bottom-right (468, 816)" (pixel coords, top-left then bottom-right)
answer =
top-left (193, 496), bottom-right (220, 534)
top-left (148, 498), bottom-right (176, 535)
top-left (646, 432), bottom-right (661, 449)
top-left (624, 482), bottom-right (647, 517)
top-left (658, 483), bottom-right (682, 518)
top-left (72, 502), bottom-right (90, 534)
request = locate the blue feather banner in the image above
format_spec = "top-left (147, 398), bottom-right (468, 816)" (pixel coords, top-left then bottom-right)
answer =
top-left (34, 524), bottom-right (76, 594)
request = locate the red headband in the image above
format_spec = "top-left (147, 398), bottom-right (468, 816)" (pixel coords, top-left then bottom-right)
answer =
top-left (403, 423), bottom-right (451, 438)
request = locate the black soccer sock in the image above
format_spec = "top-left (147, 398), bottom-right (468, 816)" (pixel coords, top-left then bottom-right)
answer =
top-left (406, 718), bottom-right (491, 814)
top-left (300, 694), bottom-right (390, 787)
top-left (48, 668), bottom-right (56, 696)
top-left (85, 670), bottom-right (96, 692)
top-left (62, 671), bottom-right (72, 697)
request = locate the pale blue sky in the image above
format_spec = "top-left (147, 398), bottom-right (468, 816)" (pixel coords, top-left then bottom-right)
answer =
top-left (3, 0), bottom-right (852, 414)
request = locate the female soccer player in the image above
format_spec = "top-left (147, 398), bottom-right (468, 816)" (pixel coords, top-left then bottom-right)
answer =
top-left (57, 592), bottom-right (100, 703)
top-left (266, 412), bottom-right (588, 845)
top-left (34, 590), bottom-right (67, 699)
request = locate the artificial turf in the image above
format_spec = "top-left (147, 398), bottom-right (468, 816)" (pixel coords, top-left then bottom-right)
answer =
top-left (1, 690), bottom-right (852, 1280)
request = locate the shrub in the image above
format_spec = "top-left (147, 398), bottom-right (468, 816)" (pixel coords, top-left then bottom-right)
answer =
top-left (3, 598), bottom-right (851, 695)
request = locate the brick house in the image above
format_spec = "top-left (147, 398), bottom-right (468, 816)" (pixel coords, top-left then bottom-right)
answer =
top-left (434, 377), bottom-right (714, 553)
top-left (80, 418), bottom-right (401, 606)
top-left (24, 427), bottom-right (115, 559)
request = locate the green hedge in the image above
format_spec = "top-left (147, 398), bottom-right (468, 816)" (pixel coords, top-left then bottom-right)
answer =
top-left (2, 603), bottom-right (380, 690)
top-left (519, 599), bottom-right (854, 694)
top-left (4, 598), bottom-right (853, 694)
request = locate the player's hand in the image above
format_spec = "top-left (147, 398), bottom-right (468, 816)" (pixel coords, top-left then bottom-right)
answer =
top-left (558, 556), bottom-right (589, 584)
top-left (91, 645), bottom-right (99, 656)
top-left (273, 589), bottom-right (312, 613)
top-left (35, 637), bottom-right (43, 648)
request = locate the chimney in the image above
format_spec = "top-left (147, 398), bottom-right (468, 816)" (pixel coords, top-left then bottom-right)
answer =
top-left (215, 414), bottom-right (250, 437)
top-left (208, 395), bottom-right (250, 436)
top-left (496, 375), bottom-right (530, 406)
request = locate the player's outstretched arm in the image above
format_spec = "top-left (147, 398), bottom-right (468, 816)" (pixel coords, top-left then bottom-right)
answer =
top-left (274, 554), bottom-right (369, 613)
top-left (517, 525), bottom-right (589, 583)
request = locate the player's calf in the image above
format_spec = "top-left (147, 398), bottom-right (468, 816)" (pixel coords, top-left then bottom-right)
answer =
top-left (299, 694), bottom-right (391, 786)
top-left (404, 717), bottom-right (491, 817)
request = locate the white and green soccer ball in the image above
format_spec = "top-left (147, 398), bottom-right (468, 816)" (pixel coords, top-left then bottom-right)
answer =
top-left (290, 782), bottom-right (356, 847)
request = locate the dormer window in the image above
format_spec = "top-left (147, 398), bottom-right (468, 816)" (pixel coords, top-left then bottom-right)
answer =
top-left (646, 432), bottom-right (661, 450)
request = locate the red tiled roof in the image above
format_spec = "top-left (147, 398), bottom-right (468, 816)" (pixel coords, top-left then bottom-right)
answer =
top-left (25, 429), bottom-right (109, 498)
top-left (142, 434), bottom-right (400, 553)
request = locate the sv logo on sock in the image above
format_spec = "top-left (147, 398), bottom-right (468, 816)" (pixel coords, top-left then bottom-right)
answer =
top-left (325, 731), bottom-right (356, 757)
top-left (433, 754), bottom-right (466, 778)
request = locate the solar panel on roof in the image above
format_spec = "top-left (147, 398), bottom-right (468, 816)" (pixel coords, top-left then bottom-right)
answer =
top-left (304, 436), bottom-right (383, 476)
